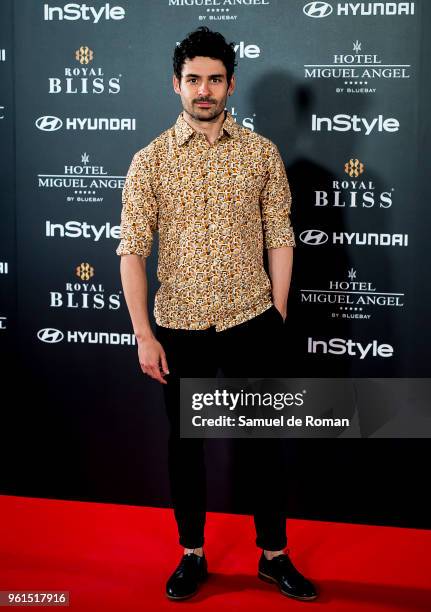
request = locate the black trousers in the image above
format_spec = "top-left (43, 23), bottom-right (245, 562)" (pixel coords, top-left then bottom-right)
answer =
top-left (155, 304), bottom-right (289, 551)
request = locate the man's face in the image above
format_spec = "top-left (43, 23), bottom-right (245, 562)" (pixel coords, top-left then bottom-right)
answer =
top-left (173, 56), bottom-right (235, 122)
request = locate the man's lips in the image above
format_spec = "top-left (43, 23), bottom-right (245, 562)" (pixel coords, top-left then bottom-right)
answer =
top-left (195, 101), bottom-right (213, 107)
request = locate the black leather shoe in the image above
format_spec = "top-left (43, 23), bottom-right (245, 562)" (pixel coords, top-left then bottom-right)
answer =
top-left (166, 552), bottom-right (208, 600)
top-left (258, 551), bottom-right (318, 600)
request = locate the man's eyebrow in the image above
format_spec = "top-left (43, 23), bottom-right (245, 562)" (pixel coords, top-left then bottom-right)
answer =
top-left (183, 73), bottom-right (226, 78)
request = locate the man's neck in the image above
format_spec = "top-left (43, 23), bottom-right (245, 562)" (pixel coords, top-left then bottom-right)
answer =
top-left (182, 109), bottom-right (226, 145)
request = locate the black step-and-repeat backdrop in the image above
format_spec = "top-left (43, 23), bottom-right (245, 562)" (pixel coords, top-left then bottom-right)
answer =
top-left (1, 1), bottom-right (430, 528)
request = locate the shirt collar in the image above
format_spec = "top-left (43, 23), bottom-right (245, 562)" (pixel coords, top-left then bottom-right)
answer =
top-left (174, 109), bottom-right (239, 146)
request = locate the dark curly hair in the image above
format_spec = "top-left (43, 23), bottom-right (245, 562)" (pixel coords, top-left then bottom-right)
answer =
top-left (173, 27), bottom-right (237, 86)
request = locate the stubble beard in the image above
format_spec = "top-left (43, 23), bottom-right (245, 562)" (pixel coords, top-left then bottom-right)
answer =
top-left (184, 97), bottom-right (227, 123)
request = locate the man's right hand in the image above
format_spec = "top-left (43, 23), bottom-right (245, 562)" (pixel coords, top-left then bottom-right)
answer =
top-left (137, 336), bottom-right (170, 384)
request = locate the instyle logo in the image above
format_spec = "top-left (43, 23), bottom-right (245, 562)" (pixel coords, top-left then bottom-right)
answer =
top-left (312, 114), bottom-right (399, 134)
top-left (175, 40), bottom-right (261, 59)
top-left (35, 115), bottom-right (136, 131)
top-left (45, 220), bottom-right (120, 241)
top-left (303, 2), bottom-right (415, 17)
top-left (308, 337), bottom-right (394, 358)
top-left (233, 41), bottom-right (261, 59)
top-left (37, 328), bottom-right (64, 343)
top-left (43, 3), bottom-right (125, 22)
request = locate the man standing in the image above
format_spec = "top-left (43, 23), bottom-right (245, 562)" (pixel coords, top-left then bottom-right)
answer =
top-left (116, 27), bottom-right (317, 602)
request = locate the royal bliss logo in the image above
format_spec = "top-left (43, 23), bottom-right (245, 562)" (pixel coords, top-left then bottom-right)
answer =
top-left (229, 106), bottom-right (256, 131)
top-left (313, 158), bottom-right (394, 209)
top-left (49, 263), bottom-right (121, 310)
top-left (48, 46), bottom-right (122, 95)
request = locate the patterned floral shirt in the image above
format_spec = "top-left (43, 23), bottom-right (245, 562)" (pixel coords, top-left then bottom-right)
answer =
top-left (116, 110), bottom-right (295, 332)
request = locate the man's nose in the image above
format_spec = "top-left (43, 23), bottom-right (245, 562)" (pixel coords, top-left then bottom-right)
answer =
top-left (197, 81), bottom-right (210, 96)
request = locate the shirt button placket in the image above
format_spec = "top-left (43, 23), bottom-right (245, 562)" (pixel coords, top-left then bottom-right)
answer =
top-left (207, 146), bottom-right (220, 321)
top-left (203, 142), bottom-right (214, 324)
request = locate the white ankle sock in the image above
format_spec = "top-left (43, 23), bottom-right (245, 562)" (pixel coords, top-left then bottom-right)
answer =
top-left (184, 547), bottom-right (203, 557)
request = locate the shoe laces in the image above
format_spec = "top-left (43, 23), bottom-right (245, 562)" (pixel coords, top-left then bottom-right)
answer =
top-left (270, 550), bottom-right (305, 578)
top-left (269, 550), bottom-right (295, 567)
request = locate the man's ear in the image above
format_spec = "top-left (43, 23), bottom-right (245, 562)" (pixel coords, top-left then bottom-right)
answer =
top-left (228, 73), bottom-right (236, 96)
top-left (173, 74), bottom-right (181, 95)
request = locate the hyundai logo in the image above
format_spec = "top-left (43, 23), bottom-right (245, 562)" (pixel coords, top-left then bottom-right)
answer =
top-left (303, 1), bottom-right (333, 18)
top-left (299, 229), bottom-right (329, 245)
top-left (35, 115), bottom-right (63, 131)
top-left (37, 328), bottom-right (64, 343)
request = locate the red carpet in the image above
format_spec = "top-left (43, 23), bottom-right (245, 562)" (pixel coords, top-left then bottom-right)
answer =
top-left (0, 495), bottom-right (430, 611)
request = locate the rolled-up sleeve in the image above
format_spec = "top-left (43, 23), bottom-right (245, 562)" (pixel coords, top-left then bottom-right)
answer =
top-left (115, 149), bottom-right (158, 257)
top-left (260, 143), bottom-right (296, 249)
